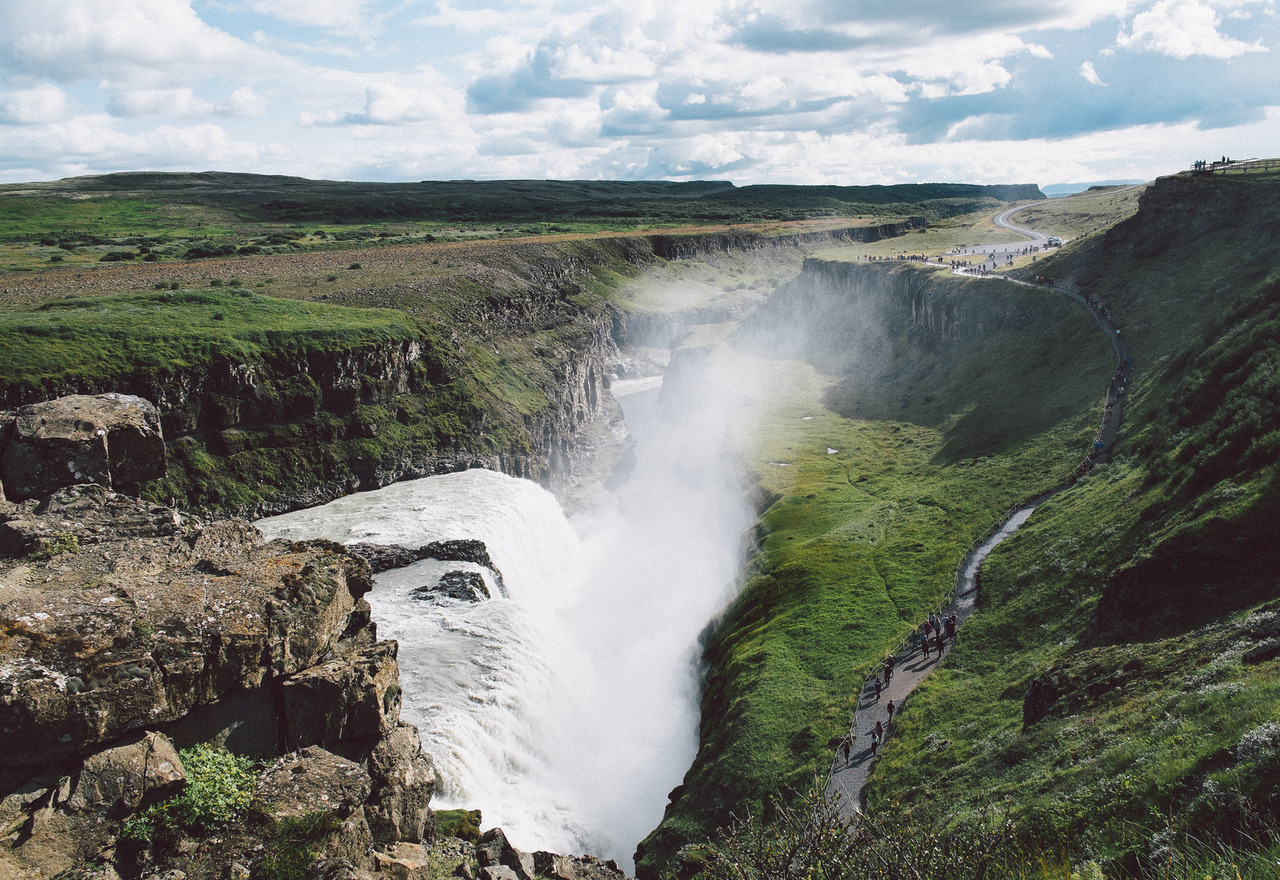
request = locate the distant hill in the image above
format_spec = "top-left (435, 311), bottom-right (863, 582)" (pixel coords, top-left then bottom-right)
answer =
top-left (1041, 179), bottom-right (1146, 196)
top-left (3, 171), bottom-right (1043, 225)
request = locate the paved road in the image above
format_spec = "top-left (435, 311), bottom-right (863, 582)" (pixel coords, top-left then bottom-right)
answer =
top-left (993, 203), bottom-right (1052, 246)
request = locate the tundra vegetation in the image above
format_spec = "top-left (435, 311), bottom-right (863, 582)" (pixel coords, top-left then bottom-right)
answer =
top-left (3, 170), bottom-right (1279, 879)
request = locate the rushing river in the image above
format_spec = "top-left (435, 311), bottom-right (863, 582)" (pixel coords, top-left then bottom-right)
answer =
top-left (257, 372), bottom-right (755, 868)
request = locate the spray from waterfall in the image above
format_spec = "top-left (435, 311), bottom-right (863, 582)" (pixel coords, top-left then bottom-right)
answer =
top-left (256, 342), bottom-right (765, 870)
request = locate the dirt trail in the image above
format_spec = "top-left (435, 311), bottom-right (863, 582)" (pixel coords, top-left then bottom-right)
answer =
top-left (825, 224), bottom-right (1131, 817)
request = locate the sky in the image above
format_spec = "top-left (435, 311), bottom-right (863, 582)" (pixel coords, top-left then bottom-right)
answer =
top-left (0, 0), bottom-right (1277, 188)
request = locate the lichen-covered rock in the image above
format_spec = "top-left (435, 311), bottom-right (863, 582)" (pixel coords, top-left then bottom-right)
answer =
top-left (256, 747), bottom-right (372, 821)
top-left (281, 642), bottom-right (400, 750)
top-left (72, 731), bottom-right (185, 817)
top-left (0, 394), bottom-right (165, 502)
top-left (366, 723), bottom-right (436, 845)
top-left (532, 852), bottom-right (628, 880)
top-left (373, 842), bottom-right (431, 880)
top-left (0, 493), bottom-right (372, 769)
top-left (0, 732), bottom-right (183, 879)
top-left (306, 859), bottom-right (376, 880)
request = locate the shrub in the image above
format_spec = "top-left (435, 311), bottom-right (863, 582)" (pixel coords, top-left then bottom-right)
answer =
top-left (120, 744), bottom-right (258, 850)
top-left (700, 785), bottom-right (1026, 880)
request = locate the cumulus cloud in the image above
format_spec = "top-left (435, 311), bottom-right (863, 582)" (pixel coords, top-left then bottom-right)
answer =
top-left (1080, 60), bottom-right (1108, 85)
top-left (0, 85), bottom-right (69, 124)
top-left (1117, 0), bottom-right (1269, 58)
top-left (0, 1), bottom-right (265, 86)
top-left (1, 0), bottom-right (1279, 187)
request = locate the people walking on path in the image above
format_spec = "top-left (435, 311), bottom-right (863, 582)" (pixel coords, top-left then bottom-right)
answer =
top-left (826, 204), bottom-right (1131, 818)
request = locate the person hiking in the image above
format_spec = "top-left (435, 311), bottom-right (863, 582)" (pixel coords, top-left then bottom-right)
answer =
top-left (873, 720), bottom-right (884, 742)
top-left (873, 676), bottom-right (882, 701)
top-left (921, 633), bottom-right (931, 659)
top-left (842, 733), bottom-right (853, 764)
top-left (887, 700), bottom-right (896, 723)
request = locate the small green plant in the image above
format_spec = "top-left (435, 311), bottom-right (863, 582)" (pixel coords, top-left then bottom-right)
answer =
top-left (251, 812), bottom-right (341, 880)
top-left (434, 808), bottom-right (483, 842)
top-left (347, 262), bottom-right (361, 270)
top-left (31, 533), bottom-right (79, 560)
top-left (325, 274), bottom-right (338, 282)
top-left (121, 744), bottom-right (259, 852)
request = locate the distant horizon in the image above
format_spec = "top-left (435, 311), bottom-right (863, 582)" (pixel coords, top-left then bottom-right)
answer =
top-left (5, 166), bottom-right (1156, 198)
top-left (2, 2), bottom-right (1277, 188)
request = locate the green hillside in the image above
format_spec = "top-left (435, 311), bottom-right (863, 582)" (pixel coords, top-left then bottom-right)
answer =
top-left (863, 172), bottom-right (1280, 872)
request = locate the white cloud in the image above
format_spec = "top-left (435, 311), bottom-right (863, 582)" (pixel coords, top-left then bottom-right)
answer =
top-left (0, 85), bottom-right (69, 124)
top-left (0, 1), bottom-right (265, 87)
top-left (224, 86), bottom-right (268, 117)
top-left (250, 0), bottom-right (372, 31)
top-left (1117, 0), bottom-right (1268, 58)
top-left (0, 116), bottom-right (279, 173)
top-left (108, 88), bottom-right (215, 118)
top-left (1080, 60), bottom-right (1108, 85)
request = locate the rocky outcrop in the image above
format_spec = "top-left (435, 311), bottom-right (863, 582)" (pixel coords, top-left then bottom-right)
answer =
top-left (349, 538), bottom-right (505, 591)
top-left (0, 486), bottom-right (442, 879)
top-left (0, 394), bottom-right (165, 502)
top-left (474, 828), bottom-right (628, 880)
top-left (412, 571), bottom-right (490, 602)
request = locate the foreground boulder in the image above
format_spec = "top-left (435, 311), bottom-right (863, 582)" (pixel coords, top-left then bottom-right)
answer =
top-left (0, 394), bottom-right (165, 502)
top-left (0, 495), bottom-right (373, 769)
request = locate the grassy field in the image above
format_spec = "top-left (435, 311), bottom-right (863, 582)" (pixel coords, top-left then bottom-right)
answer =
top-left (0, 288), bottom-right (418, 394)
top-left (0, 173), bottom-right (1042, 273)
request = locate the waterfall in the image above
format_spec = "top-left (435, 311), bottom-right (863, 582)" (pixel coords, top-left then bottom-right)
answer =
top-left (257, 356), bottom-right (757, 869)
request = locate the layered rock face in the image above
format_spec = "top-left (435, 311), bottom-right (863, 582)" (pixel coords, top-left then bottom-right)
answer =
top-left (0, 486), bottom-right (437, 879)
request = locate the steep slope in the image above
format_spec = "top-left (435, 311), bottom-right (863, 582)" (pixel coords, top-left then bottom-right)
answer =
top-left (867, 170), bottom-right (1280, 871)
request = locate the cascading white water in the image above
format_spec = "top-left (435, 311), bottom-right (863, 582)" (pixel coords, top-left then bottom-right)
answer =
top-left (256, 352), bottom-right (757, 870)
